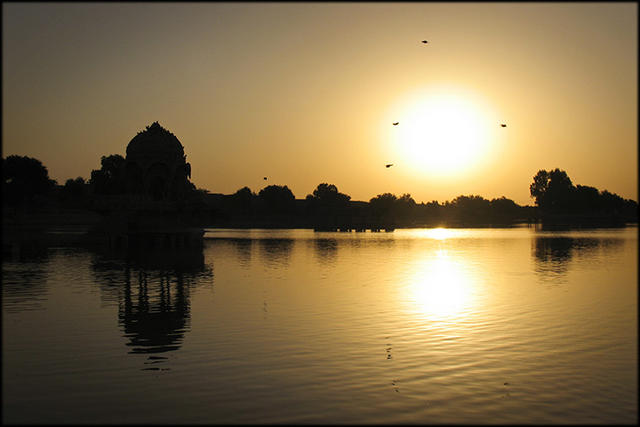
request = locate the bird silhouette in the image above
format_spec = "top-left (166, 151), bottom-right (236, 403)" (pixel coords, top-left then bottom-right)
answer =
top-left (421, 40), bottom-right (428, 44)
top-left (263, 177), bottom-right (267, 180)
top-left (392, 122), bottom-right (399, 126)
top-left (501, 124), bottom-right (507, 128)
top-left (385, 164), bottom-right (394, 168)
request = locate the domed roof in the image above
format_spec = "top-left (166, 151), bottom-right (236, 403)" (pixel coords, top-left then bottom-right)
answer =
top-left (126, 122), bottom-right (185, 159)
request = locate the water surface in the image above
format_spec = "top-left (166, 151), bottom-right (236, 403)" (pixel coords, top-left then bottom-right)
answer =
top-left (2, 226), bottom-right (637, 424)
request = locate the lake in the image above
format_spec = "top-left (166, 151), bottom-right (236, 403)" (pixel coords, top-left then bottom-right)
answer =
top-left (2, 225), bottom-right (637, 424)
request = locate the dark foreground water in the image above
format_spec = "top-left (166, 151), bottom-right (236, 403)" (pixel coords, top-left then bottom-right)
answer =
top-left (2, 226), bottom-right (637, 424)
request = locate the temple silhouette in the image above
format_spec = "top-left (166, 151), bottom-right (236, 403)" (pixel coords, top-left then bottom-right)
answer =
top-left (89, 122), bottom-right (203, 252)
top-left (124, 122), bottom-right (192, 201)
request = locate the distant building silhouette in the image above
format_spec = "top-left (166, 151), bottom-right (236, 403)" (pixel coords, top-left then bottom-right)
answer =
top-left (124, 122), bottom-right (192, 201)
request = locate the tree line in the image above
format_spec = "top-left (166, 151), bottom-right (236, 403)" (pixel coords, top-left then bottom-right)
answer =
top-left (529, 168), bottom-right (637, 217)
top-left (208, 184), bottom-right (532, 227)
top-left (2, 154), bottom-right (637, 226)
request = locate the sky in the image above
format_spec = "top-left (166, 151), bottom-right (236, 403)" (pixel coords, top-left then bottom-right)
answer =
top-left (2, 2), bottom-right (637, 205)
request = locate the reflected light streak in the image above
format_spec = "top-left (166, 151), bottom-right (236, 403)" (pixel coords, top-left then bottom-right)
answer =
top-left (404, 249), bottom-right (478, 322)
top-left (426, 227), bottom-right (454, 240)
top-left (408, 227), bottom-right (471, 240)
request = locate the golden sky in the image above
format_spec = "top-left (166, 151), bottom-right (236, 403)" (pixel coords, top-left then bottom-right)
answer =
top-left (2, 2), bottom-right (637, 205)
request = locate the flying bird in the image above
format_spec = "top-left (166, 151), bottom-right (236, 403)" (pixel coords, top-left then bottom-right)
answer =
top-left (421, 40), bottom-right (428, 44)
top-left (500, 124), bottom-right (507, 128)
top-left (392, 122), bottom-right (399, 126)
top-left (263, 177), bottom-right (267, 180)
top-left (385, 164), bottom-right (394, 168)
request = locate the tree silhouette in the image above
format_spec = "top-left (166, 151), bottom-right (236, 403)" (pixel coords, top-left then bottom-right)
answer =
top-left (369, 193), bottom-right (398, 220)
top-left (573, 185), bottom-right (600, 213)
top-left (90, 154), bottom-right (126, 195)
top-left (60, 177), bottom-right (89, 207)
top-left (258, 185), bottom-right (295, 214)
top-left (451, 195), bottom-right (491, 211)
top-left (2, 155), bottom-right (56, 206)
top-left (530, 169), bottom-right (550, 207)
top-left (449, 195), bottom-right (491, 221)
top-left (306, 183), bottom-right (351, 208)
top-left (530, 168), bottom-right (574, 212)
top-left (395, 193), bottom-right (417, 222)
top-left (490, 196), bottom-right (521, 219)
top-left (546, 169), bottom-right (574, 211)
top-left (530, 168), bottom-right (637, 219)
top-left (599, 189), bottom-right (636, 215)
top-left (231, 186), bottom-right (256, 214)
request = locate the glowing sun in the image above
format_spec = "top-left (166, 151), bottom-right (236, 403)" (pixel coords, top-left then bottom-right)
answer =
top-left (390, 89), bottom-right (495, 177)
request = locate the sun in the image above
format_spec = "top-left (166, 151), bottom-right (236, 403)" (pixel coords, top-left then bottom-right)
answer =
top-left (389, 88), bottom-right (496, 177)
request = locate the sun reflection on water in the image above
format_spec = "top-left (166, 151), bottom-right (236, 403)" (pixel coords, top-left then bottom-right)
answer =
top-left (428, 227), bottom-right (454, 240)
top-left (404, 249), bottom-right (478, 322)
top-left (408, 227), bottom-right (472, 241)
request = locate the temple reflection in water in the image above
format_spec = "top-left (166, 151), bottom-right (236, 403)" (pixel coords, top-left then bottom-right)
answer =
top-left (92, 243), bottom-right (212, 362)
top-left (121, 267), bottom-right (191, 354)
